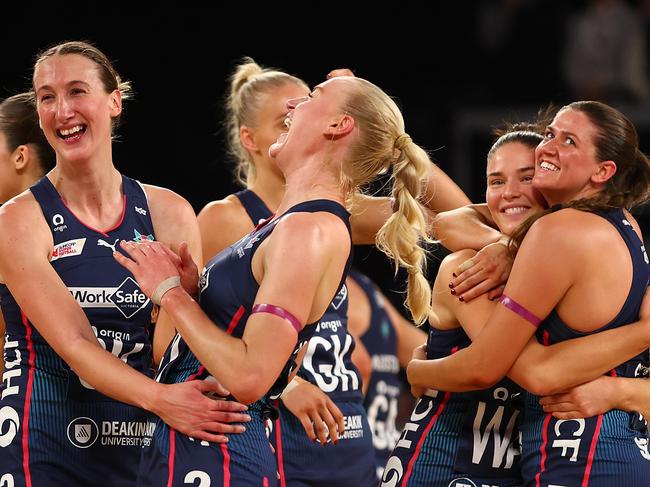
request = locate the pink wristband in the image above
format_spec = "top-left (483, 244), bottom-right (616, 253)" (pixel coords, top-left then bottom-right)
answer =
top-left (251, 303), bottom-right (302, 332)
top-left (499, 294), bottom-right (542, 328)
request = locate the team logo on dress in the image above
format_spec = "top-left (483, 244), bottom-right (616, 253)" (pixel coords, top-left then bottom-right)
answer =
top-left (67, 417), bottom-right (99, 448)
top-left (51, 238), bottom-right (86, 261)
top-left (133, 229), bottom-right (154, 242)
top-left (330, 284), bottom-right (348, 310)
top-left (447, 479), bottom-right (477, 487)
top-left (635, 437), bottom-right (650, 460)
top-left (52, 213), bottom-right (67, 233)
top-left (0, 406), bottom-right (20, 448)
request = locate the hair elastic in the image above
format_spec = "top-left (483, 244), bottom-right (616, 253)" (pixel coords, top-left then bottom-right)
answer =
top-left (251, 303), bottom-right (302, 333)
top-left (499, 294), bottom-right (542, 328)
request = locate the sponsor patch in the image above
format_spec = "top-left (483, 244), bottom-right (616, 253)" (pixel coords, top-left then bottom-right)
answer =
top-left (68, 277), bottom-right (149, 319)
top-left (51, 238), bottom-right (86, 261)
top-left (67, 417), bottom-right (99, 448)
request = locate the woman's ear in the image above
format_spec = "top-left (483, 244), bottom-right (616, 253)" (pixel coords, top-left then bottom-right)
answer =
top-left (592, 160), bottom-right (617, 185)
top-left (12, 145), bottom-right (29, 171)
top-left (239, 125), bottom-right (259, 153)
top-left (324, 114), bottom-right (355, 137)
top-left (109, 90), bottom-right (123, 117)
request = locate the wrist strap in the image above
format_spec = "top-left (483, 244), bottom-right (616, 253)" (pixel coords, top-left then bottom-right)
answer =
top-left (280, 377), bottom-right (301, 399)
top-left (251, 303), bottom-right (302, 332)
top-left (499, 294), bottom-right (541, 328)
top-left (151, 276), bottom-right (182, 305)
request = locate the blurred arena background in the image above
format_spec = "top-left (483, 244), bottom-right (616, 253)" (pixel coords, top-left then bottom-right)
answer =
top-left (2, 0), bottom-right (649, 318)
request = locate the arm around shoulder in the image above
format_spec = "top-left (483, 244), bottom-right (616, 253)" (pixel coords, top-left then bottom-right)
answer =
top-left (433, 204), bottom-right (502, 251)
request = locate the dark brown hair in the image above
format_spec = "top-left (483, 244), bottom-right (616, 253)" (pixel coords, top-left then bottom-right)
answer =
top-left (0, 92), bottom-right (55, 172)
top-left (510, 101), bottom-right (650, 254)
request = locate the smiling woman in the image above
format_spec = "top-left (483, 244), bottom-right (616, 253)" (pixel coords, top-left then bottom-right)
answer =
top-left (0, 41), bottom-right (248, 487)
top-left (407, 101), bottom-right (650, 486)
top-left (112, 73), bottom-right (434, 486)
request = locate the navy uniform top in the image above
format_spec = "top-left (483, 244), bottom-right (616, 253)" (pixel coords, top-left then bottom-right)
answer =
top-left (350, 269), bottom-right (403, 472)
top-left (234, 189), bottom-right (364, 402)
top-left (526, 208), bottom-right (649, 415)
top-left (519, 208), bottom-right (650, 486)
top-left (0, 175), bottom-right (156, 485)
top-left (156, 198), bottom-right (352, 410)
top-left (427, 319), bottom-right (522, 479)
top-left (534, 209), bottom-right (649, 374)
top-left (234, 189), bottom-right (271, 226)
top-left (1, 174), bottom-right (155, 399)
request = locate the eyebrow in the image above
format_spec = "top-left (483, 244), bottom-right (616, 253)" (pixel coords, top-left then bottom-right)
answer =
top-left (35, 80), bottom-right (91, 93)
top-left (547, 125), bottom-right (581, 143)
top-left (487, 166), bottom-right (535, 178)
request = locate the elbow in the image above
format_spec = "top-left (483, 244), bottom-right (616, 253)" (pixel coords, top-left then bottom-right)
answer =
top-left (226, 372), bottom-right (269, 405)
top-left (463, 349), bottom-right (505, 390)
top-left (513, 366), bottom-right (556, 396)
top-left (471, 369), bottom-right (502, 390)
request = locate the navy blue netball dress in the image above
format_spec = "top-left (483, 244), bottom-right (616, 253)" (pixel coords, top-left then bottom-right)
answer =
top-left (139, 198), bottom-right (352, 487)
top-left (234, 190), bottom-right (375, 487)
top-left (350, 269), bottom-right (404, 480)
top-left (520, 209), bottom-right (650, 487)
top-left (381, 317), bottom-right (522, 486)
top-left (0, 176), bottom-right (156, 486)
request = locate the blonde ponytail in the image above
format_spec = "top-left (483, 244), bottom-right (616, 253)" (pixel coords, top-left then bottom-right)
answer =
top-left (376, 137), bottom-right (432, 324)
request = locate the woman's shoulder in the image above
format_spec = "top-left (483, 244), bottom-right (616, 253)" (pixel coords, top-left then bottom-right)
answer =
top-left (140, 184), bottom-right (197, 224)
top-left (0, 191), bottom-right (52, 269)
top-left (439, 248), bottom-right (478, 274)
top-left (0, 190), bottom-right (44, 231)
top-left (197, 194), bottom-right (249, 228)
top-left (531, 207), bottom-right (618, 240)
top-left (197, 194), bottom-right (255, 260)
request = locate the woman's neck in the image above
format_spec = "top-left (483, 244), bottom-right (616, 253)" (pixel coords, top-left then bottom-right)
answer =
top-left (249, 161), bottom-right (286, 213)
top-left (276, 159), bottom-right (345, 215)
top-left (48, 157), bottom-right (123, 228)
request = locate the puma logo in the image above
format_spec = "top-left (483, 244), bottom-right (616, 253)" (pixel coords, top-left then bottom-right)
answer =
top-left (97, 238), bottom-right (120, 253)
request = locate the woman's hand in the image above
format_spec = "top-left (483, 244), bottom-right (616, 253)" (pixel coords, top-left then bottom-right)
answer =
top-left (326, 68), bottom-right (355, 79)
top-left (449, 240), bottom-right (512, 302)
top-left (150, 379), bottom-right (251, 443)
top-left (160, 241), bottom-right (200, 298)
top-left (281, 380), bottom-right (345, 446)
top-left (539, 376), bottom-right (617, 419)
top-left (114, 241), bottom-right (182, 299)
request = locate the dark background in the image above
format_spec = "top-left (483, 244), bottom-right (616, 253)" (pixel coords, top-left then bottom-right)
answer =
top-left (3, 1), bottom-right (650, 318)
